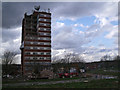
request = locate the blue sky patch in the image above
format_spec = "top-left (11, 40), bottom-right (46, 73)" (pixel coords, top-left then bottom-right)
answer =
top-left (57, 16), bottom-right (96, 26)
top-left (111, 21), bottom-right (118, 25)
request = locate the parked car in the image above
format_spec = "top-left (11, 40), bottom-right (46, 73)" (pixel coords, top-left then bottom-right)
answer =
top-left (58, 72), bottom-right (78, 78)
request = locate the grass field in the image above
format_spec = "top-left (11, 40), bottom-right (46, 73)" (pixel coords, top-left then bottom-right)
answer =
top-left (3, 77), bottom-right (80, 84)
top-left (87, 69), bottom-right (120, 76)
top-left (3, 79), bottom-right (119, 88)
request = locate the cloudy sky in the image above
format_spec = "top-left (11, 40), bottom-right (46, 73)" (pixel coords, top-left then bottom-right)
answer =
top-left (1, 2), bottom-right (118, 64)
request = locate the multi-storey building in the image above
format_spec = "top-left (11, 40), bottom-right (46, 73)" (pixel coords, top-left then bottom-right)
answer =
top-left (20, 7), bottom-right (51, 75)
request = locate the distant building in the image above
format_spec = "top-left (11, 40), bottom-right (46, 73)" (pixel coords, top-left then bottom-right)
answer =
top-left (20, 6), bottom-right (51, 75)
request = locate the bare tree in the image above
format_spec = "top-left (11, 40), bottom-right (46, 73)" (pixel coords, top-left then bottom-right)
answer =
top-left (70, 54), bottom-right (85, 73)
top-left (64, 53), bottom-right (72, 63)
top-left (100, 55), bottom-right (112, 69)
top-left (113, 55), bottom-right (120, 61)
top-left (52, 56), bottom-right (60, 64)
top-left (52, 56), bottom-right (63, 73)
top-left (2, 51), bottom-right (17, 76)
top-left (52, 53), bottom-right (85, 73)
top-left (61, 53), bottom-right (85, 73)
top-left (101, 55), bottom-right (112, 61)
top-left (70, 54), bottom-right (85, 63)
top-left (2, 51), bottom-right (17, 65)
top-left (29, 60), bottom-right (43, 78)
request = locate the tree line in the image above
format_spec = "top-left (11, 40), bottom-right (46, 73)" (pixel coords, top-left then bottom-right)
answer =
top-left (1, 51), bottom-right (120, 76)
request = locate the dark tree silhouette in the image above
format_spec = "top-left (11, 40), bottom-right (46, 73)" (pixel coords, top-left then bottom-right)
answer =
top-left (2, 51), bottom-right (17, 76)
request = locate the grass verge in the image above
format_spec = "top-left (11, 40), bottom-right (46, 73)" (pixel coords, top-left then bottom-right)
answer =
top-left (3, 77), bottom-right (80, 84)
top-left (3, 79), bottom-right (119, 88)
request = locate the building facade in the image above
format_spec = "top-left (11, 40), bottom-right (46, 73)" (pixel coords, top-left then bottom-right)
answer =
top-left (20, 8), bottom-right (51, 75)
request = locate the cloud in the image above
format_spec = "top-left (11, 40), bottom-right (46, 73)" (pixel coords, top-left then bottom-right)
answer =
top-left (2, 2), bottom-right (61, 28)
top-left (2, 2), bottom-right (118, 63)
top-left (2, 27), bottom-right (21, 55)
top-left (2, 3), bottom-right (25, 28)
top-left (104, 25), bottom-right (118, 39)
top-left (51, 20), bottom-right (118, 62)
top-left (85, 24), bottom-right (102, 39)
top-left (52, 22), bottom-right (88, 53)
top-left (53, 2), bottom-right (108, 20)
top-left (14, 54), bottom-right (21, 64)
top-left (82, 46), bottom-right (118, 62)
top-left (74, 23), bottom-right (89, 28)
top-left (3, 2), bottom-right (117, 29)
top-left (2, 27), bottom-right (21, 43)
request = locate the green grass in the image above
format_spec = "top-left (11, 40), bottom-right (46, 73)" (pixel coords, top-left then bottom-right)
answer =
top-left (3, 79), bottom-right (119, 88)
top-left (87, 69), bottom-right (120, 76)
top-left (25, 79), bottom-right (119, 88)
top-left (3, 77), bottom-right (80, 84)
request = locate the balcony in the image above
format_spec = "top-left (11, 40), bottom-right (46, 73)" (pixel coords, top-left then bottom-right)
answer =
top-left (39, 23), bottom-right (51, 27)
top-left (24, 46), bottom-right (51, 50)
top-left (25, 56), bottom-right (51, 60)
top-left (24, 61), bottom-right (51, 65)
top-left (39, 14), bottom-right (51, 18)
top-left (38, 18), bottom-right (51, 22)
top-left (38, 32), bottom-right (51, 36)
top-left (37, 28), bottom-right (51, 31)
top-left (25, 51), bottom-right (51, 55)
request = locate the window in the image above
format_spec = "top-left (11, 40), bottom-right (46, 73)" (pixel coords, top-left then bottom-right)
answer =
top-left (39, 33), bottom-right (44, 35)
top-left (39, 47), bottom-right (44, 50)
top-left (44, 15), bottom-right (46, 17)
top-left (34, 47), bottom-right (37, 49)
top-left (30, 57), bottom-right (33, 59)
top-left (30, 42), bottom-right (33, 44)
top-left (25, 52), bottom-right (30, 55)
top-left (47, 19), bottom-right (51, 22)
top-left (46, 23), bottom-right (50, 26)
top-left (44, 19), bottom-right (46, 21)
top-left (45, 33), bottom-right (50, 36)
top-left (25, 46), bottom-right (30, 49)
top-left (33, 57), bottom-right (37, 60)
top-left (30, 52), bottom-right (33, 54)
top-left (46, 57), bottom-right (51, 60)
top-left (40, 57), bottom-right (44, 60)
top-left (40, 23), bottom-right (44, 26)
top-left (25, 57), bottom-right (30, 60)
top-left (38, 37), bottom-right (40, 40)
top-left (47, 28), bottom-right (50, 31)
top-left (46, 52), bottom-right (50, 55)
top-left (44, 24), bottom-right (46, 26)
top-left (25, 41), bottom-right (30, 44)
top-left (39, 18), bottom-right (41, 21)
top-left (33, 52), bottom-right (36, 55)
top-left (40, 42), bottom-right (44, 45)
top-left (24, 62), bottom-right (29, 65)
top-left (33, 42), bottom-right (36, 45)
top-left (30, 47), bottom-right (33, 49)
top-left (41, 52), bottom-right (44, 55)
top-left (44, 43), bottom-right (50, 45)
